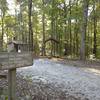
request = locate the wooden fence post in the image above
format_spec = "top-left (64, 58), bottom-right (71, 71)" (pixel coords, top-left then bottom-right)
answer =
top-left (8, 68), bottom-right (16, 100)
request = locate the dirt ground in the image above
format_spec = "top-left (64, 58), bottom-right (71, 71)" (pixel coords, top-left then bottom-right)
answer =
top-left (18, 58), bottom-right (100, 100)
top-left (52, 58), bottom-right (100, 70)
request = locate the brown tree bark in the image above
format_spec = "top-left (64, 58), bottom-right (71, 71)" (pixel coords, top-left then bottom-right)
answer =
top-left (42, 0), bottom-right (46, 56)
top-left (28, 0), bottom-right (33, 51)
top-left (1, 13), bottom-right (4, 51)
top-left (93, 0), bottom-right (97, 57)
top-left (80, 0), bottom-right (89, 60)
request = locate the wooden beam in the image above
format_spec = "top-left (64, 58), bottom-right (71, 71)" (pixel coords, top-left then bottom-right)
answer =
top-left (0, 74), bottom-right (6, 79)
top-left (45, 38), bottom-right (59, 44)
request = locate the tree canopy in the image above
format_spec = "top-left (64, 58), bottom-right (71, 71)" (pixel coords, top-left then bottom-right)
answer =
top-left (0, 0), bottom-right (100, 59)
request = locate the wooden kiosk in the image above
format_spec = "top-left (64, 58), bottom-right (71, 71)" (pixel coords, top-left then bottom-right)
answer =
top-left (0, 41), bottom-right (33, 100)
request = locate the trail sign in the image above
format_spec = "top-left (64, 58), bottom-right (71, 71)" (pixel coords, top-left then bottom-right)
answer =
top-left (0, 41), bottom-right (33, 100)
top-left (0, 52), bottom-right (33, 70)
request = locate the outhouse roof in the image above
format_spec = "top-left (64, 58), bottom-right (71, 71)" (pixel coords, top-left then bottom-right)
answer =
top-left (8, 40), bottom-right (28, 45)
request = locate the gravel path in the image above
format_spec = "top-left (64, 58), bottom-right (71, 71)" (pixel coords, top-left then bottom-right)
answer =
top-left (18, 58), bottom-right (100, 100)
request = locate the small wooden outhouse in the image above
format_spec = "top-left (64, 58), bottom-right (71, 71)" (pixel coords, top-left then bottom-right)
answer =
top-left (7, 40), bottom-right (29, 52)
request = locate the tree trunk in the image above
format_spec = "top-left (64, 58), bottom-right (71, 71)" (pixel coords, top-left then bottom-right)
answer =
top-left (42, 0), bottom-right (46, 56)
top-left (69, 0), bottom-right (72, 56)
top-left (28, 0), bottom-right (33, 51)
top-left (51, 0), bottom-right (54, 57)
top-left (64, 2), bottom-right (68, 56)
top-left (93, 0), bottom-right (97, 57)
top-left (1, 13), bottom-right (4, 51)
top-left (80, 0), bottom-right (88, 60)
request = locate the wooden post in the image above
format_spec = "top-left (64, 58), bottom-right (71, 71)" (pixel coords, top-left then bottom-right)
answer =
top-left (8, 68), bottom-right (16, 100)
